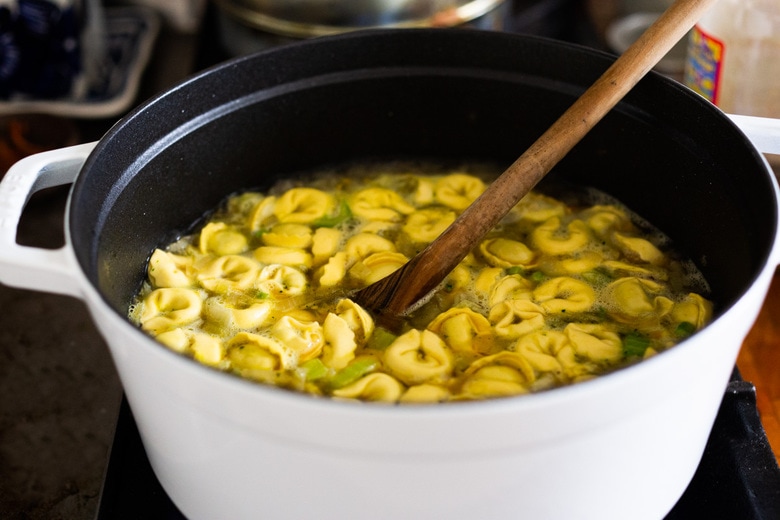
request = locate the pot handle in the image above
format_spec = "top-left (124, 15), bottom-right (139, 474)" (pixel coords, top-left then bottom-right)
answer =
top-left (0, 142), bottom-right (97, 297)
top-left (728, 114), bottom-right (780, 155)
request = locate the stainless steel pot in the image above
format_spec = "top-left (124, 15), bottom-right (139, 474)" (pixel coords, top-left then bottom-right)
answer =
top-left (1, 29), bottom-right (779, 520)
top-left (214, 0), bottom-right (509, 37)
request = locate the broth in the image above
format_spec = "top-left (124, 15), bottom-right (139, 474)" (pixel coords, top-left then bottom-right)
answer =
top-left (129, 164), bottom-right (712, 403)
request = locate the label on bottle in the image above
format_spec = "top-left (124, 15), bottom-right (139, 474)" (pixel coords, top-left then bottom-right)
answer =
top-left (684, 25), bottom-right (725, 104)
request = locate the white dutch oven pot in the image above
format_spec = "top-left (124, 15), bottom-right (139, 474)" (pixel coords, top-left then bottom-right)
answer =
top-left (1, 30), bottom-right (779, 520)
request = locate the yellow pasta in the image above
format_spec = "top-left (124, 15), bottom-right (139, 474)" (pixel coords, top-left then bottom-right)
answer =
top-left (400, 383), bottom-right (450, 403)
top-left (582, 204), bottom-right (632, 238)
top-left (253, 246), bottom-right (313, 268)
top-left (332, 373), bottom-right (405, 402)
top-left (246, 195), bottom-right (276, 232)
top-left (350, 251), bottom-right (409, 285)
top-left (191, 333), bottom-right (225, 367)
top-left (384, 329), bottom-right (454, 386)
top-left (612, 232), bottom-right (665, 266)
top-left (402, 208), bottom-right (456, 243)
top-left (460, 365), bottom-right (530, 398)
top-left (256, 264), bottom-right (308, 296)
top-left (512, 192), bottom-right (567, 224)
top-left (344, 233), bottom-right (396, 264)
top-left (489, 300), bottom-right (546, 339)
top-left (196, 255), bottom-right (261, 293)
top-left (427, 307), bottom-right (493, 354)
top-left (138, 288), bottom-right (203, 335)
top-left (228, 331), bottom-right (298, 371)
top-left (434, 173), bottom-right (486, 210)
top-left (315, 252), bottom-right (349, 287)
top-left (350, 187), bottom-right (415, 221)
top-left (531, 217), bottom-right (591, 256)
top-left (155, 328), bottom-right (191, 353)
top-left (671, 293), bottom-right (713, 330)
top-left (261, 223), bottom-right (314, 249)
top-left (479, 237), bottom-right (536, 268)
top-left (563, 323), bottom-right (623, 364)
top-left (204, 297), bottom-right (271, 331)
top-left (321, 312), bottom-right (358, 370)
top-left (199, 222), bottom-right (249, 256)
top-left (461, 351), bottom-right (535, 397)
top-left (273, 187), bottom-right (334, 224)
top-left (148, 249), bottom-right (195, 288)
top-left (130, 166), bottom-right (713, 404)
top-left (603, 277), bottom-right (675, 324)
top-left (270, 316), bottom-right (324, 362)
top-left (489, 274), bottom-right (534, 307)
top-left (311, 227), bottom-right (342, 265)
top-left (533, 276), bottom-right (596, 314)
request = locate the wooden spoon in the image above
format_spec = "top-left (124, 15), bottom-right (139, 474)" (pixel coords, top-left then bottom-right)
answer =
top-left (349, 0), bottom-right (716, 329)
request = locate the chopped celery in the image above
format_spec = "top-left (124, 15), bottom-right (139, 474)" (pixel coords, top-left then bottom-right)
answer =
top-left (623, 332), bottom-right (651, 357)
top-left (581, 268), bottom-right (612, 287)
top-left (300, 358), bottom-right (328, 381)
top-left (312, 199), bottom-right (352, 228)
top-left (328, 358), bottom-right (378, 389)
top-left (674, 321), bottom-right (697, 338)
top-left (252, 227), bottom-right (269, 238)
top-left (366, 328), bottom-right (397, 351)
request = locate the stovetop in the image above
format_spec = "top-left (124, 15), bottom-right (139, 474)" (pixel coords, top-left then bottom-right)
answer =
top-left (95, 371), bottom-right (780, 520)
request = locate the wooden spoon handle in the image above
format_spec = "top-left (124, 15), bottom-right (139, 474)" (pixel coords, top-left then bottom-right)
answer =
top-left (355, 0), bottom-right (716, 322)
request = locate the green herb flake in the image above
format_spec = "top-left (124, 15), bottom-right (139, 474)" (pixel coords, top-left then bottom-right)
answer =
top-left (623, 332), bottom-right (651, 357)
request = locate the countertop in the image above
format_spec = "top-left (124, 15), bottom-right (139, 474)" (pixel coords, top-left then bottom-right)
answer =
top-left (0, 189), bottom-right (121, 519)
top-left (739, 270), bottom-right (780, 461)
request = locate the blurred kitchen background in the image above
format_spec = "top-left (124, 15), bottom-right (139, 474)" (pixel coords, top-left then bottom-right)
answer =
top-left (0, 1), bottom-right (778, 519)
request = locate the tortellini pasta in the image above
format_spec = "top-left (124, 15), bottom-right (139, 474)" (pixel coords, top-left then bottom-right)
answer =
top-left (332, 373), bottom-right (405, 402)
top-left (199, 223), bottom-right (249, 256)
top-left (402, 208), bottom-right (456, 243)
top-left (138, 288), bottom-right (203, 335)
top-left (350, 188), bottom-right (415, 221)
top-left (384, 329), bottom-right (454, 385)
top-left (273, 187), bottom-right (334, 224)
top-left (531, 217), bottom-right (591, 256)
top-left (196, 255), bottom-right (261, 293)
top-left (130, 166), bottom-right (713, 404)
top-left (148, 249), bottom-right (195, 288)
top-left (434, 173), bottom-right (486, 210)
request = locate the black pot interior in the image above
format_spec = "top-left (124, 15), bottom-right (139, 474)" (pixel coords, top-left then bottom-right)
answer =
top-left (69, 29), bottom-right (776, 321)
